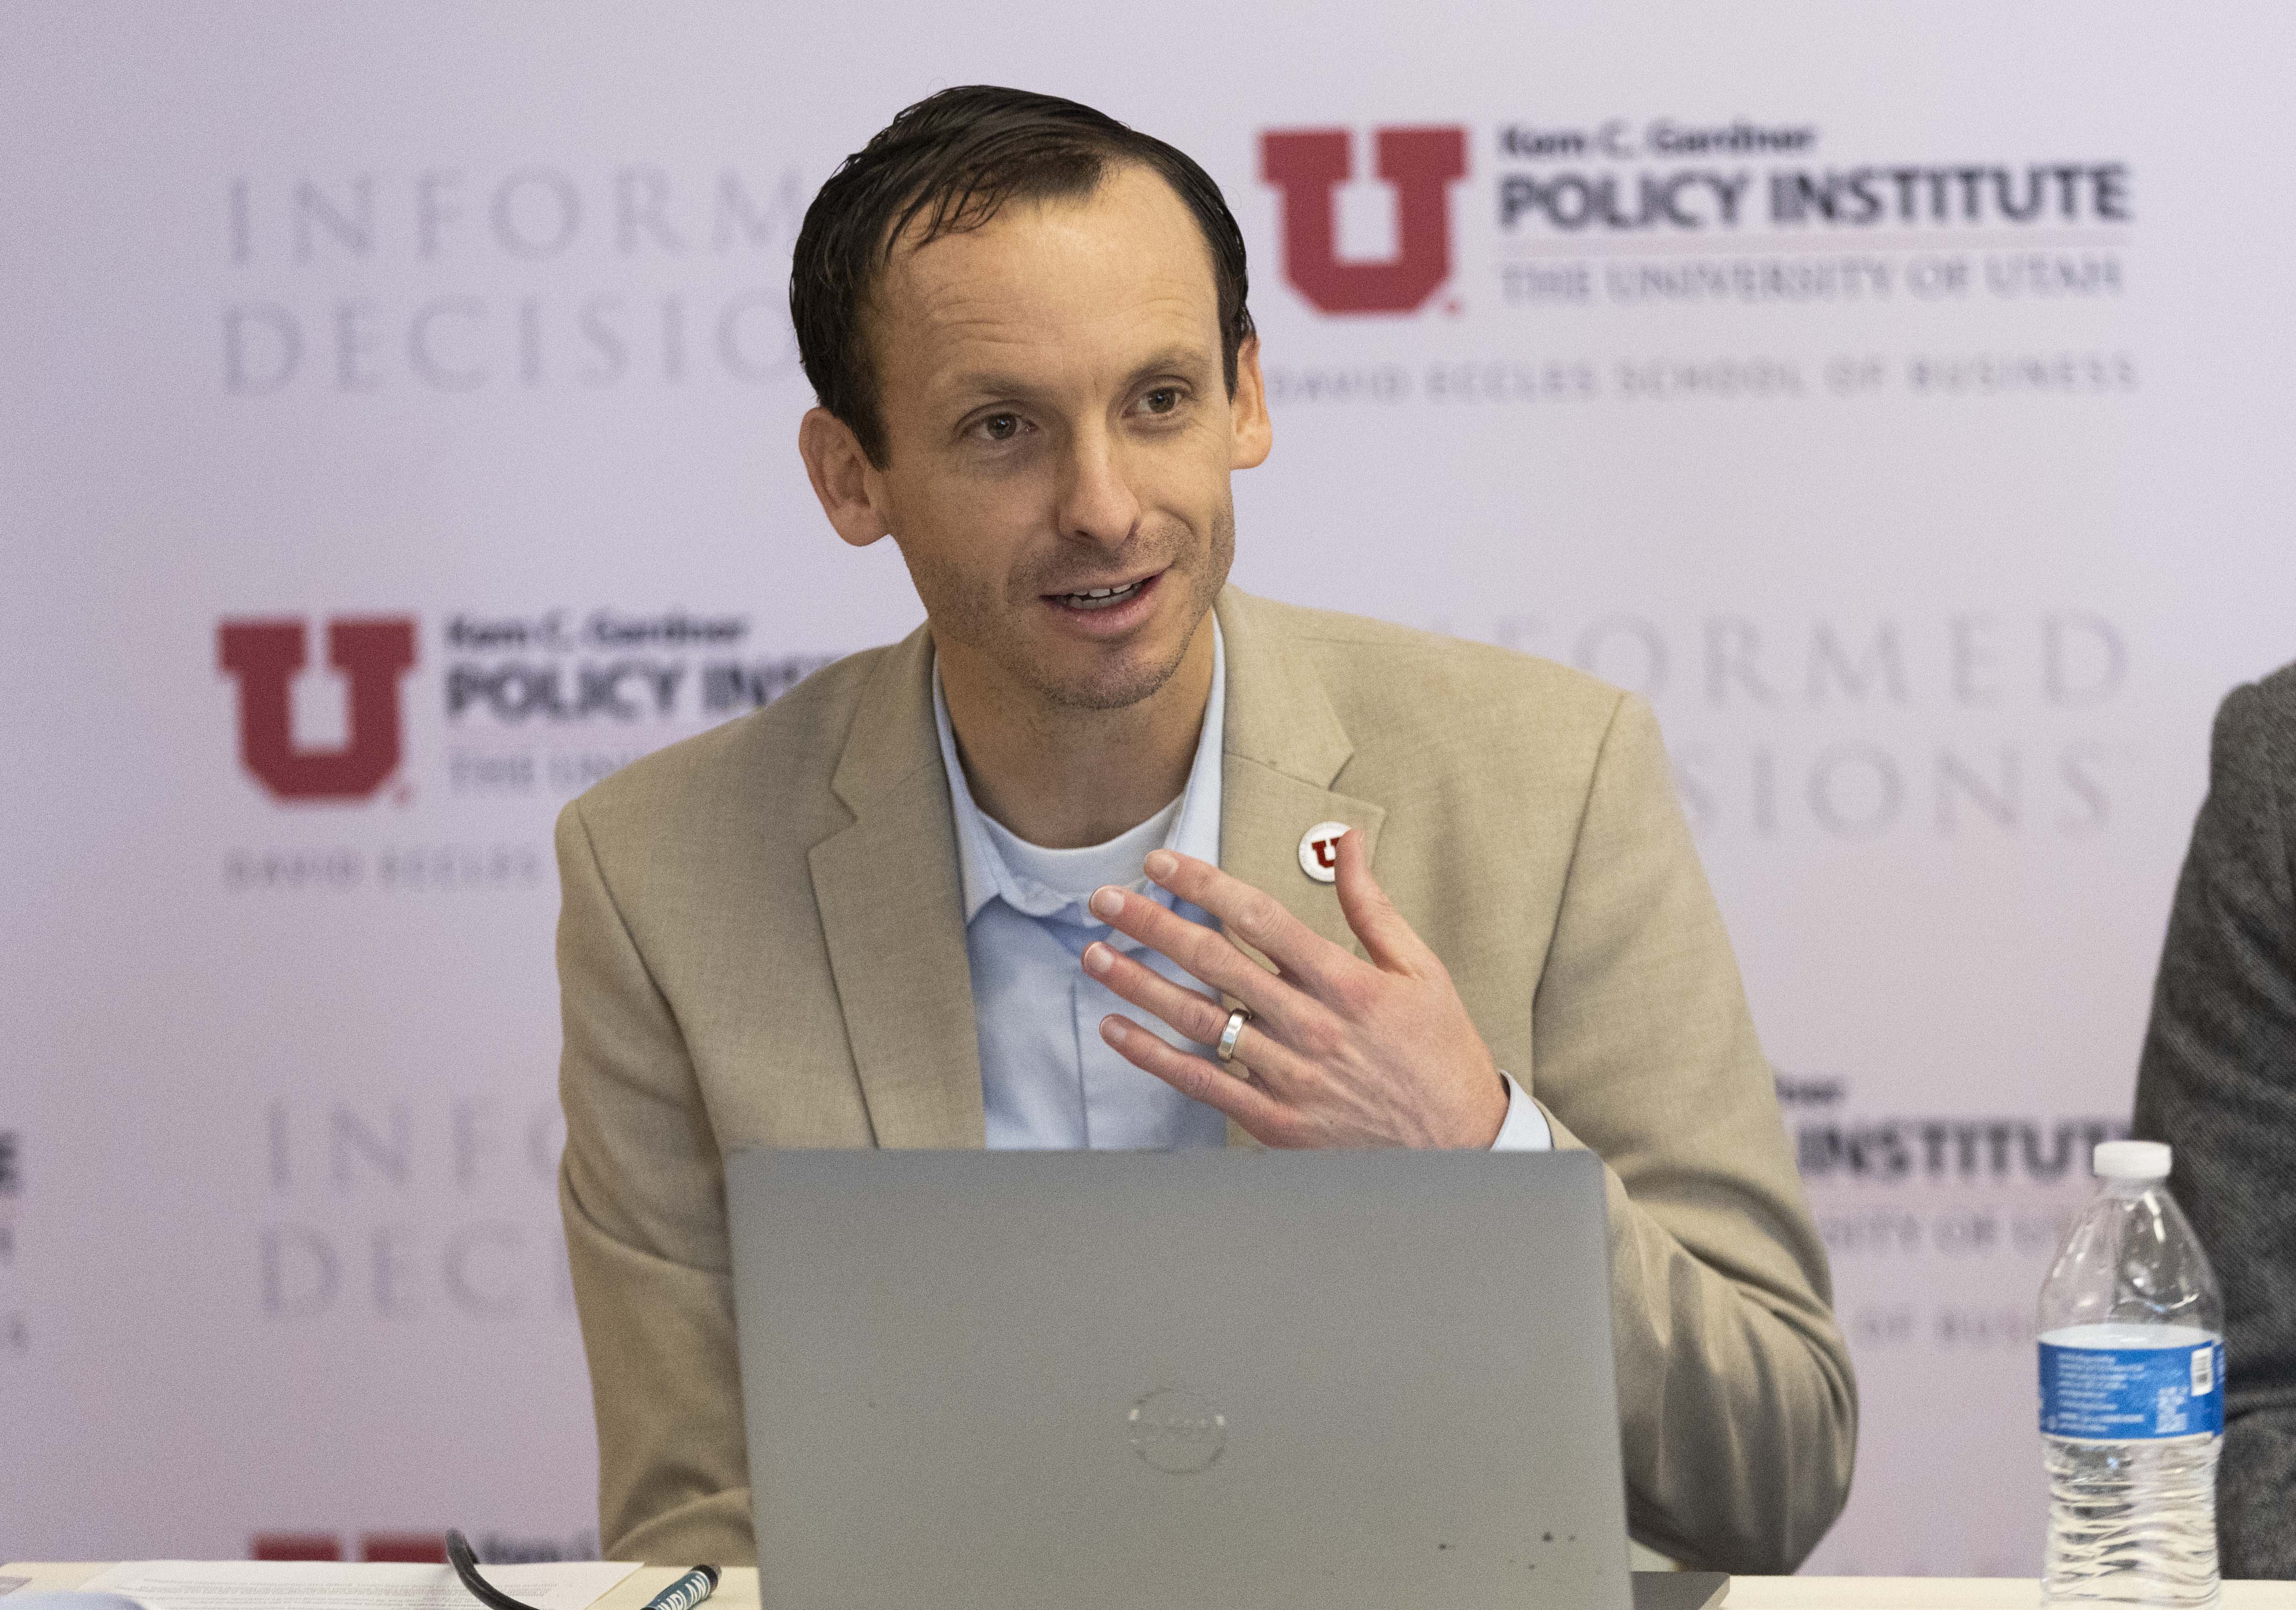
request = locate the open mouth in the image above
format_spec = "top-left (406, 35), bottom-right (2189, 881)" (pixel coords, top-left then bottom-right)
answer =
top-left (1052, 576), bottom-right (1149, 611)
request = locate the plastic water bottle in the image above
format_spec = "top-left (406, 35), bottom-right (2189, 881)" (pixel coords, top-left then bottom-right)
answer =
top-left (2039, 1140), bottom-right (2224, 1608)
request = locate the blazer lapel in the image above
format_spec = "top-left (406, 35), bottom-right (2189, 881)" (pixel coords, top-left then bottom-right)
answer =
top-left (808, 626), bottom-right (987, 1149)
top-left (1213, 589), bottom-right (1387, 1146)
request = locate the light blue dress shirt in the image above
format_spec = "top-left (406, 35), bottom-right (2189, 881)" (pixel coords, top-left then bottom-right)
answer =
top-left (933, 621), bottom-right (1550, 1152)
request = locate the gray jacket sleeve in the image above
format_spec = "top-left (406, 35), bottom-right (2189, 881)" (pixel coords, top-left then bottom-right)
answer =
top-left (2133, 664), bottom-right (2296, 1580)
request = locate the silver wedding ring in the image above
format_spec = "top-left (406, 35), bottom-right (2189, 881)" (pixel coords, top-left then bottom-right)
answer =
top-left (1215, 1005), bottom-right (1252, 1064)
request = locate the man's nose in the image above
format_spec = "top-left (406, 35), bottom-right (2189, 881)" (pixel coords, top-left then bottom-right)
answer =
top-left (1055, 423), bottom-right (1143, 549)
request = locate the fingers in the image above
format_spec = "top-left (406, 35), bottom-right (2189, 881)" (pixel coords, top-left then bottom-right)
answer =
top-left (1088, 880), bottom-right (1305, 1022)
top-left (1133, 849), bottom-right (1355, 996)
top-left (1097, 1013), bottom-right (1296, 1145)
top-left (1330, 828), bottom-right (1431, 975)
top-left (1082, 941), bottom-right (1234, 1049)
top-left (1083, 940), bottom-right (1318, 1094)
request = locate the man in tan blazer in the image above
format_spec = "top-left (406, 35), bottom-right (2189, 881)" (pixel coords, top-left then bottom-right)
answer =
top-left (558, 86), bottom-right (1855, 1574)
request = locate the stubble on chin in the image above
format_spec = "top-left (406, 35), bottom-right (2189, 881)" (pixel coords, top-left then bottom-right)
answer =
top-left (908, 508), bottom-right (1234, 714)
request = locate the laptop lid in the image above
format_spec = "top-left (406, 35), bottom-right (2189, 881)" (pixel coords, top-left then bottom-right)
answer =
top-left (726, 1146), bottom-right (1634, 1610)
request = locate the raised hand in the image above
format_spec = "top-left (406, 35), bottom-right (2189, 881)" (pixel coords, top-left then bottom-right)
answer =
top-left (1081, 830), bottom-right (1508, 1148)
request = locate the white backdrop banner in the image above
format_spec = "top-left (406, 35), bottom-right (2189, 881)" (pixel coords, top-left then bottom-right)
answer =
top-left (6, 0), bottom-right (2294, 1574)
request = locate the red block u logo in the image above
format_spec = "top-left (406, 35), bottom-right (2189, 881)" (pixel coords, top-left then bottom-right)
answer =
top-left (1260, 127), bottom-right (1468, 314)
top-left (219, 617), bottom-right (416, 801)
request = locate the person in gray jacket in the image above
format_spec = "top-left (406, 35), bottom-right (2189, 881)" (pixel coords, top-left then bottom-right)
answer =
top-left (2134, 660), bottom-right (2296, 1579)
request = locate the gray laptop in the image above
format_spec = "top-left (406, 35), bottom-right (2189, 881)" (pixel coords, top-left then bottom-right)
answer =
top-left (726, 1146), bottom-right (1715, 1610)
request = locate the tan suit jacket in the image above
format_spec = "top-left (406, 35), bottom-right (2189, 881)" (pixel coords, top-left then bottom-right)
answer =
top-left (556, 587), bottom-right (1857, 1574)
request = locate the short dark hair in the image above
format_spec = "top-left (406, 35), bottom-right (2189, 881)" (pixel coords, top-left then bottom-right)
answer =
top-left (790, 85), bottom-right (1255, 467)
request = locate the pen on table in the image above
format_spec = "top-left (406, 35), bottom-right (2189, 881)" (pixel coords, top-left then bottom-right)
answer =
top-left (640, 1565), bottom-right (720, 1610)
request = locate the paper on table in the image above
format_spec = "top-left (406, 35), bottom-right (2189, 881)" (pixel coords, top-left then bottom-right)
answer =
top-left (81, 1561), bottom-right (640, 1610)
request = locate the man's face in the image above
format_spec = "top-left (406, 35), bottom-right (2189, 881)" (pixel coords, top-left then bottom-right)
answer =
top-left (859, 163), bottom-right (1269, 712)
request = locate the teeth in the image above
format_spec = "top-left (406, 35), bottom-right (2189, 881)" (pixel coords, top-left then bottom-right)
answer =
top-left (1061, 579), bottom-right (1142, 609)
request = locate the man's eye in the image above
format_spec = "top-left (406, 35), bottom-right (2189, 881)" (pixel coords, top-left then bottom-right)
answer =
top-left (1141, 388), bottom-right (1181, 415)
top-left (979, 414), bottom-right (1023, 442)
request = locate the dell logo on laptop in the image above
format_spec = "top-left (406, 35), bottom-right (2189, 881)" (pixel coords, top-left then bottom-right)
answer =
top-left (1127, 1388), bottom-right (1228, 1473)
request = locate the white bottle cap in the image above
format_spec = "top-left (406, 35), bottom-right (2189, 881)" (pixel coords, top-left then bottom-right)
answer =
top-left (2094, 1140), bottom-right (2172, 1180)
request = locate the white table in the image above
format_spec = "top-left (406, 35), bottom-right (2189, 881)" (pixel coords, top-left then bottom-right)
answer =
top-left (12, 1563), bottom-right (2296, 1610)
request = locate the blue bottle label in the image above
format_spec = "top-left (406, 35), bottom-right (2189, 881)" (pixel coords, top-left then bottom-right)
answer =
top-left (2039, 1340), bottom-right (2225, 1439)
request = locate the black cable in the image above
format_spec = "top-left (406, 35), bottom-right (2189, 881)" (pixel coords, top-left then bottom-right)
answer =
top-left (444, 1530), bottom-right (548, 1610)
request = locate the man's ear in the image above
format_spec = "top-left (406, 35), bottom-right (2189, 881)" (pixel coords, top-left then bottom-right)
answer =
top-left (799, 407), bottom-right (894, 548)
top-left (1229, 334), bottom-right (1272, 471)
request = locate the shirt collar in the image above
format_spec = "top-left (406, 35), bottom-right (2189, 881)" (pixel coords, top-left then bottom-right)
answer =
top-left (934, 617), bottom-right (1225, 926)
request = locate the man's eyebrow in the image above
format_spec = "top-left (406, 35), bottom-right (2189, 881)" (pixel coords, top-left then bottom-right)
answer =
top-left (1120, 345), bottom-right (1219, 387)
top-left (946, 371), bottom-right (1041, 403)
top-left (945, 347), bottom-right (1221, 405)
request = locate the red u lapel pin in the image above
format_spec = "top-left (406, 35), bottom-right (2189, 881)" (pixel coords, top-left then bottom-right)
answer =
top-left (1297, 821), bottom-right (1350, 884)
